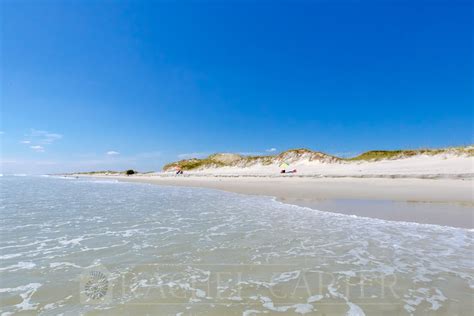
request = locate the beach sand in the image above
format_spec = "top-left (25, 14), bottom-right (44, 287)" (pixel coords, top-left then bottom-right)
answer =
top-left (89, 175), bottom-right (474, 229)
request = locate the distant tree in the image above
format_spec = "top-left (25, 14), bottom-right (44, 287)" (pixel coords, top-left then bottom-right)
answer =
top-left (125, 169), bottom-right (135, 176)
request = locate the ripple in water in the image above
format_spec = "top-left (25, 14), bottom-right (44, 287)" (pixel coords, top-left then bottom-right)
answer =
top-left (0, 176), bottom-right (472, 315)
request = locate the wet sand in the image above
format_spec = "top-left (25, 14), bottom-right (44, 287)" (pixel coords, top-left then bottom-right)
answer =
top-left (282, 198), bottom-right (474, 229)
top-left (86, 175), bottom-right (474, 229)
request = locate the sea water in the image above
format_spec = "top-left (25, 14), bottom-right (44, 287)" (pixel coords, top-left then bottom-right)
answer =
top-left (0, 176), bottom-right (472, 315)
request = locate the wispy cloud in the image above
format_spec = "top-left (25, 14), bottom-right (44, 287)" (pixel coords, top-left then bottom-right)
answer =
top-left (20, 129), bottom-right (63, 152)
top-left (177, 152), bottom-right (209, 160)
top-left (30, 145), bottom-right (45, 152)
top-left (106, 151), bottom-right (120, 156)
top-left (1, 158), bottom-right (57, 165)
top-left (266, 148), bottom-right (277, 153)
top-left (238, 151), bottom-right (263, 156)
top-left (1, 150), bottom-right (163, 174)
top-left (29, 129), bottom-right (62, 144)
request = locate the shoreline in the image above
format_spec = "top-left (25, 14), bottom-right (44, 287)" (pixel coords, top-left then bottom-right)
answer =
top-left (78, 175), bottom-right (474, 229)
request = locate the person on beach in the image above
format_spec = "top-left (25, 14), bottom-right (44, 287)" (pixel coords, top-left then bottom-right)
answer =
top-left (175, 166), bottom-right (184, 175)
top-left (280, 162), bottom-right (297, 174)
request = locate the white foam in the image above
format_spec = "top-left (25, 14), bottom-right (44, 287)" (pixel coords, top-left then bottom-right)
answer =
top-left (228, 296), bottom-right (243, 301)
top-left (58, 236), bottom-right (85, 246)
top-left (347, 302), bottom-right (365, 316)
top-left (272, 270), bottom-right (300, 283)
top-left (88, 179), bottom-right (120, 184)
top-left (49, 262), bottom-right (81, 269)
top-left (0, 283), bottom-right (42, 311)
top-left (307, 295), bottom-right (323, 303)
top-left (427, 289), bottom-right (447, 311)
top-left (0, 261), bottom-right (36, 272)
top-left (242, 310), bottom-right (265, 316)
top-left (293, 303), bottom-right (314, 314)
top-left (0, 253), bottom-right (22, 260)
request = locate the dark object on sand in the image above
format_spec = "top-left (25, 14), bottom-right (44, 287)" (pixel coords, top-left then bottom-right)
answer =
top-left (281, 169), bottom-right (297, 174)
top-left (125, 169), bottom-right (136, 175)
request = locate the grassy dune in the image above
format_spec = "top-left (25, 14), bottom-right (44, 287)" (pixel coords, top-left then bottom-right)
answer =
top-left (163, 146), bottom-right (473, 171)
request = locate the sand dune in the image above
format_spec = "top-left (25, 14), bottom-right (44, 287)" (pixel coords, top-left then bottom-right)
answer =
top-left (159, 153), bottom-right (473, 179)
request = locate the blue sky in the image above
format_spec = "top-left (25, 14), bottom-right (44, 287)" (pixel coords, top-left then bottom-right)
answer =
top-left (1, 0), bottom-right (472, 173)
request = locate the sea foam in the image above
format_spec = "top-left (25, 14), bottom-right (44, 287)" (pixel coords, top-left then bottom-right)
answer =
top-left (0, 176), bottom-right (472, 315)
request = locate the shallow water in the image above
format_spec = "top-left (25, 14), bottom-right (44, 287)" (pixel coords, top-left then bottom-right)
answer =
top-left (0, 176), bottom-right (473, 315)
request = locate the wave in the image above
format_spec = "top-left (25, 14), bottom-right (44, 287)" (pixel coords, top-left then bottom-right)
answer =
top-left (1, 176), bottom-right (471, 315)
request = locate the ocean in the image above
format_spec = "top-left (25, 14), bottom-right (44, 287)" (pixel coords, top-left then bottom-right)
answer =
top-left (0, 176), bottom-right (472, 315)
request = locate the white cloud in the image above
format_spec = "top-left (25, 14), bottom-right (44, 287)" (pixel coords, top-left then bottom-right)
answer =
top-left (266, 148), bottom-right (277, 152)
top-left (178, 152), bottom-right (209, 160)
top-left (238, 152), bottom-right (263, 156)
top-left (106, 151), bottom-right (120, 156)
top-left (20, 129), bottom-right (62, 152)
top-left (30, 145), bottom-right (45, 152)
top-left (29, 129), bottom-right (62, 144)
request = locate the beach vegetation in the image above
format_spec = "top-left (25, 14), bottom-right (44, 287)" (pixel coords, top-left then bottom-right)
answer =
top-left (163, 158), bottom-right (226, 171)
top-left (162, 145), bottom-right (473, 171)
top-left (347, 146), bottom-right (472, 161)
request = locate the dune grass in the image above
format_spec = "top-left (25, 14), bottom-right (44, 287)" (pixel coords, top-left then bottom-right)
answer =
top-left (162, 146), bottom-right (473, 171)
top-left (348, 147), bottom-right (472, 161)
top-left (163, 158), bottom-right (226, 171)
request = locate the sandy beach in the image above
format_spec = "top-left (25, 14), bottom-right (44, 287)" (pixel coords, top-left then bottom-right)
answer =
top-left (87, 175), bottom-right (474, 229)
